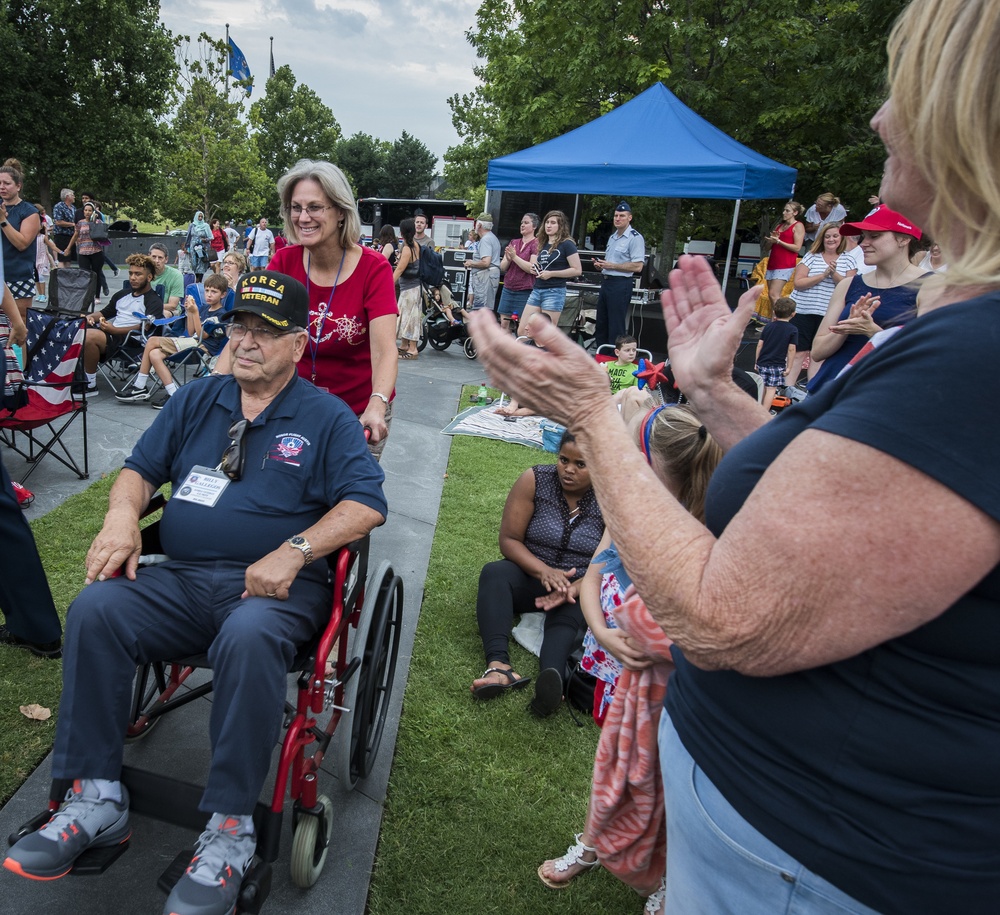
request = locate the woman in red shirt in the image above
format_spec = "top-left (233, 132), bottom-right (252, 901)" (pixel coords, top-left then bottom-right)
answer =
top-left (763, 201), bottom-right (804, 304)
top-left (209, 218), bottom-right (226, 274)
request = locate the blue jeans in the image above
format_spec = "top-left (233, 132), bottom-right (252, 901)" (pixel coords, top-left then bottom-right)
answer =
top-left (525, 286), bottom-right (566, 313)
top-left (659, 713), bottom-right (880, 914)
top-left (498, 287), bottom-right (531, 317)
top-left (250, 255), bottom-right (270, 268)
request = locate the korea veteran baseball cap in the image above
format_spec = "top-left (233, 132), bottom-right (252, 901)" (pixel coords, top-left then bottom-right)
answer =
top-left (228, 271), bottom-right (309, 329)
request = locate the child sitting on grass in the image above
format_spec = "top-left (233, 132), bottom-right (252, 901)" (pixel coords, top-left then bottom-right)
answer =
top-left (603, 334), bottom-right (640, 394)
top-left (755, 295), bottom-right (799, 411)
top-left (114, 272), bottom-right (230, 410)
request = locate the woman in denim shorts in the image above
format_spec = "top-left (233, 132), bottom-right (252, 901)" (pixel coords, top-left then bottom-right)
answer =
top-left (519, 210), bottom-right (582, 329)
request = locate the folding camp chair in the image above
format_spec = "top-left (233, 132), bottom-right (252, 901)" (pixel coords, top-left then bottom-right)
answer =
top-left (0, 310), bottom-right (89, 482)
top-left (47, 267), bottom-right (99, 316)
top-left (594, 343), bottom-right (653, 363)
top-left (134, 313), bottom-right (222, 399)
top-left (95, 318), bottom-right (156, 394)
top-left (95, 281), bottom-right (167, 393)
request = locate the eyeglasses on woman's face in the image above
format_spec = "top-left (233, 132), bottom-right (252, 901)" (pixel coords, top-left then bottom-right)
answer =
top-left (226, 322), bottom-right (292, 344)
top-left (289, 204), bottom-right (333, 219)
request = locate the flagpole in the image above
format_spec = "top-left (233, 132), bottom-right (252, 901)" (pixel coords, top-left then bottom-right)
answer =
top-left (225, 23), bottom-right (230, 94)
top-left (270, 36), bottom-right (274, 79)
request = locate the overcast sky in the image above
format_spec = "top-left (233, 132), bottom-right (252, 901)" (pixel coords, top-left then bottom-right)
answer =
top-left (159, 0), bottom-right (482, 169)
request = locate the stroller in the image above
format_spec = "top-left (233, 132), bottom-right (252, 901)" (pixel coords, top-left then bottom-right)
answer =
top-left (416, 281), bottom-right (477, 359)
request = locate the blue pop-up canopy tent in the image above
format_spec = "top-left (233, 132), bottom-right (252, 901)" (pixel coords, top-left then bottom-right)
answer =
top-left (486, 83), bottom-right (797, 287)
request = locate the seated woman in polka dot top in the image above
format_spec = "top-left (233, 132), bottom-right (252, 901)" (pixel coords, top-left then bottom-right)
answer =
top-left (469, 431), bottom-right (605, 717)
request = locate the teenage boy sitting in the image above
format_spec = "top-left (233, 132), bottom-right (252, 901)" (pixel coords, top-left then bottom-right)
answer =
top-left (115, 273), bottom-right (230, 409)
top-left (603, 334), bottom-right (640, 394)
top-left (81, 253), bottom-right (164, 395)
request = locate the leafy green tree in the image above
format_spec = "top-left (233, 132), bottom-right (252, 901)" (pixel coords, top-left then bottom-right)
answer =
top-left (336, 133), bottom-right (389, 198)
top-left (249, 66), bottom-right (341, 183)
top-left (159, 34), bottom-right (270, 224)
top-left (0, 0), bottom-right (177, 214)
top-left (383, 132), bottom-right (437, 198)
top-left (447, 0), bottom-right (908, 260)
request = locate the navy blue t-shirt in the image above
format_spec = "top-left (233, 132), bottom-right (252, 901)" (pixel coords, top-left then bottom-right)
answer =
top-left (125, 374), bottom-right (386, 580)
top-left (534, 239), bottom-right (578, 289)
top-left (756, 319), bottom-right (798, 367)
top-left (808, 273), bottom-right (923, 393)
top-left (667, 292), bottom-right (1000, 914)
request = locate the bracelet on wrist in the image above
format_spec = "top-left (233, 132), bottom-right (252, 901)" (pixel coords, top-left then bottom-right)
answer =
top-left (369, 392), bottom-right (389, 406)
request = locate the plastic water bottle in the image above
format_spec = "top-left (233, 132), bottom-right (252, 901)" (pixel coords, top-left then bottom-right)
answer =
top-left (477, 384), bottom-right (488, 405)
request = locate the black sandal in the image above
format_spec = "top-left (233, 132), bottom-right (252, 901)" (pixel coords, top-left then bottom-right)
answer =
top-left (472, 667), bottom-right (532, 700)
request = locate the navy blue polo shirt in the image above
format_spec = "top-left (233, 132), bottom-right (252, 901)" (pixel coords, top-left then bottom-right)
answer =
top-left (124, 375), bottom-right (386, 577)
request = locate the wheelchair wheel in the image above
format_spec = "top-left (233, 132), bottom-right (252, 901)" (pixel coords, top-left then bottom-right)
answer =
top-left (125, 662), bottom-right (166, 741)
top-left (417, 321), bottom-right (429, 353)
top-left (334, 561), bottom-right (403, 790)
top-left (289, 794), bottom-right (332, 888)
top-left (463, 336), bottom-right (478, 360)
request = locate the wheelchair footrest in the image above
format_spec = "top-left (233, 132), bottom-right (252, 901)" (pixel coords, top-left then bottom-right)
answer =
top-left (156, 848), bottom-right (193, 895)
top-left (69, 837), bottom-right (131, 875)
top-left (157, 851), bottom-right (271, 915)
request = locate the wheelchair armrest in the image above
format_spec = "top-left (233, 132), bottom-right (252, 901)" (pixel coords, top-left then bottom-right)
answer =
top-left (142, 492), bottom-right (168, 518)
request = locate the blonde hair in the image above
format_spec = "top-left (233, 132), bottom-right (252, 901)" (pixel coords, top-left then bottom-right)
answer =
top-left (887, 0), bottom-right (1000, 290)
top-left (644, 405), bottom-right (723, 523)
top-left (808, 221), bottom-right (846, 255)
top-left (278, 159), bottom-right (361, 249)
top-left (223, 250), bottom-right (249, 273)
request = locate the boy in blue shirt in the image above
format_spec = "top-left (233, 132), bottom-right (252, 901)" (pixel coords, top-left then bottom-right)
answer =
top-left (115, 272), bottom-right (230, 408)
top-left (755, 296), bottom-right (799, 411)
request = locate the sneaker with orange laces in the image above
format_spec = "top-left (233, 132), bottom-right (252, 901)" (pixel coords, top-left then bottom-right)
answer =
top-left (163, 813), bottom-right (256, 915)
top-left (3, 779), bottom-right (130, 880)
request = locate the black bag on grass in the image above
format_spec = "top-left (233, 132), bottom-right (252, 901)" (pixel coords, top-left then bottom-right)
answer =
top-left (564, 645), bottom-right (598, 716)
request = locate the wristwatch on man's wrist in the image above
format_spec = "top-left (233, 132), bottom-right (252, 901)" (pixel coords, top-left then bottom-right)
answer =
top-left (285, 535), bottom-right (314, 565)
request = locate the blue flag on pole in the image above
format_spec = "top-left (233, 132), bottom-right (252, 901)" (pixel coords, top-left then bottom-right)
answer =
top-left (228, 38), bottom-right (252, 96)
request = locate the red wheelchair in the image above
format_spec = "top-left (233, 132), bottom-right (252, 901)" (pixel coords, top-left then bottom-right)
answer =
top-left (7, 493), bottom-right (404, 912)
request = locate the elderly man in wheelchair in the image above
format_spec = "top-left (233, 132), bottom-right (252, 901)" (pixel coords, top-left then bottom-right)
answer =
top-left (3, 271), bottom-right (387, 915)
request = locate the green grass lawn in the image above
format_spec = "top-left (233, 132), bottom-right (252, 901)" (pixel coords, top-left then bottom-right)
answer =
top-left (368, 434), bottom-right (640, 914)
top-left (0, 473), bottom-right (118, 805)
top-left (0, 472), bottom-right (167, 806)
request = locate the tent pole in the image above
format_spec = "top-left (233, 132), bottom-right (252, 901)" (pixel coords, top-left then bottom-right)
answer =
top-left (572, 195), bottom-right (579, 239)
top-left (722, 199), bottom-right (741, 296)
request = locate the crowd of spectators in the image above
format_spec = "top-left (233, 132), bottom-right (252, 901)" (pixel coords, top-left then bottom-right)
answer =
top-left (5, 5), bottom-right (997, 911)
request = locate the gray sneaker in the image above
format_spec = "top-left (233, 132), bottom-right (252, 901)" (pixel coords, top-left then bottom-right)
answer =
top-left (3, 780), bottom-right (130, 880)
top-left (163, 814), bottom-right (256, 915)
top-left (150, 390), bottom-right (171, 410)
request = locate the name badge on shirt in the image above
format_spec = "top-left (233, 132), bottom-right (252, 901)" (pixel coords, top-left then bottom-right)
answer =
top-left (173, 465), bottom-right (230, 507)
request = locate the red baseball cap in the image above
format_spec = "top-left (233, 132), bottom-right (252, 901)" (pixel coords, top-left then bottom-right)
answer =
top-left (840, 205), bottom-right (922, 240)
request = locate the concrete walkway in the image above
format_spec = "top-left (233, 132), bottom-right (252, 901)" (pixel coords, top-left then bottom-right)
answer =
top-left (0, 342), bottom-right (489, 914)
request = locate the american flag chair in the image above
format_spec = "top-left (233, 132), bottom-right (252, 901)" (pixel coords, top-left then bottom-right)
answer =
top-left (0, 309), bottom-right (89, 483)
